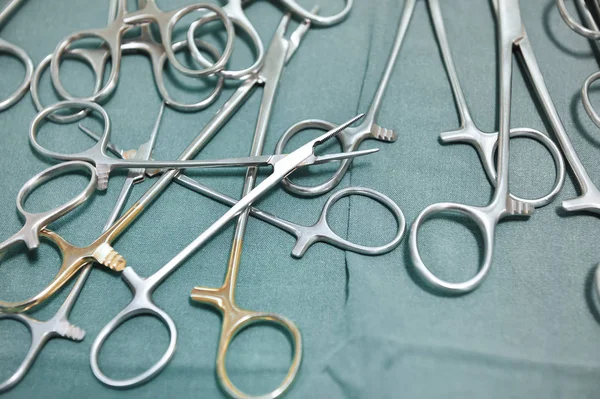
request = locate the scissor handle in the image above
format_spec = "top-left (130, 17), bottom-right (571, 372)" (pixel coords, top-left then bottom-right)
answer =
top-left (156, 3), bottom-right (235, 78)
top-left (50, 25), bottom-right (124, 103)
top-left (291, 187), bottom-right (406, 257)
top-left (441, 126), bottom-right (565, 208)
top-left (0, 313), bottom-right (44, 393)
top-left (582, 70), bottom-right (600, 127)
top-left (0, 38), bottom-right (34, 112)
top-left (155, 39), bottom-right (225, 112)
top-left (31, 48), bottom-right (109, 123)
top-left (187, 9), bottom-right (262, 80)
top-left (191, 285), bottom-right (302, 399)
top-left (275, 119), bottom-right (356, 197)
top-left (90, 267), bottom-right (177, 388)
top-left (277, 0), bottom-right (352, 26)
top-left (409, 202), bottom-right (496, 295)
top-left (556, 0), bottom-right (600, 39)
top-left (11, 161), bottom-right (97, 251)
top-left (30, 100), bottom-right (113, 189)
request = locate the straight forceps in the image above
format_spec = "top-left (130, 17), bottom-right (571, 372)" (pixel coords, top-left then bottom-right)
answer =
top-left (428, 0), bottom-right (565, 208)
top-left (0, 0), bottom-right (33, 111)
top-left (88, 116), bottom-right (367, 390)
top-left (410, 0), bottom-right (552, 295)
top-left (186, 0), bottom-right (352, 80)
top-left (0, 109), bottom-right (159, 392)
top-left (49, 0), bottom-right (235, 104)
top-left (273, 0), bottom-right (417, 197)
top-left (79, 127), bottom-right (403, 257)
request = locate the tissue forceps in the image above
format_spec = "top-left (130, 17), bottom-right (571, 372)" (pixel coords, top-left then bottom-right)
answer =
top-left (273, 0), bottom-right (417, 197)
top-left (0, 8), bottom-right (324, 315)
top-left (0, 106), bottom-right (160, 392)
top-left (79, 127), bottom-right (405, 257)
top-left (186, 0), bottom-right (352, 81)
top-left (88, 115), bottom-right (367, 390)
top-left (428, 0), bottom-right (565, 208)
top-left (410, 0), bottom-right (543, 295)
top-left (0, 0), bottom-right (33, 111)
top-left (31, 100), bottom-right (368, 191)
top-left (49, 0), bottom-right (235, 104)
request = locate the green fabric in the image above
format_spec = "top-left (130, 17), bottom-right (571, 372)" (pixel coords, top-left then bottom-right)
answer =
top-left (1, 0), bottom-right (600, 397)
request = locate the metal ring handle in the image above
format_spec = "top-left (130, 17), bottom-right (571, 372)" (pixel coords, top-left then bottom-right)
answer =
top-left (50, 28), bottom-right (122, 103)
top-left (30, 100), bottom-right (111, 162)
top-left (275, 119), bottom-right (353, 197)
top-left (187, 13), bottom-right (263, 80)
top-left (556, 0), bottom-right (600, 39)
top-left (90, 268), bottom-right (177, 388)
top-left (216, 312), bottom-right (302, 399)
top-left (31, 48), bottom-right (108, 123)
top-left (0, 314), bottom-right (40, 393)
top-left (278, 0), bottom-right (353, 26)
top-left (409, 202), bottom-right (495, 295)
top-left (487, 128), bottom-right (566, 208)
top-left (160, 4), bottom-right (235, 78)
top-left (293, 187), bottom-right (405, 257)
top-left (156, 39), bottom-right (225, 112)
top-left (15, 161), bottom-right (97, 249)
top-left (0, 38), bottom-right (34, 112)
top-left (582, 70), bottom-right (600, 128)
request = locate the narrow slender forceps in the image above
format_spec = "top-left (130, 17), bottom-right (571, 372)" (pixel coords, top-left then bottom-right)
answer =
top-left (186, 0), bottom-right (352, 80)
top-left (0, 0), bottom-right (33, 111)
top-left (410, 0), bottom-right (547, 295)
top-left (274, 0), bottom-right (417, 197)
top-left (88, 116), bottom-right (368, 390)
top-left (428, 0), bottom-right (565, 208)
top-left (49, 0), bottom-right (235, 104)
top-left (0, 106), bottom-right (159, 392)
top-left (79, 128), bottom-right (405, 257)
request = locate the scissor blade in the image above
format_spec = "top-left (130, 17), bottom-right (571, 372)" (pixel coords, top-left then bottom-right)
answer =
top-left (307, 148), bottom-right (379, 166)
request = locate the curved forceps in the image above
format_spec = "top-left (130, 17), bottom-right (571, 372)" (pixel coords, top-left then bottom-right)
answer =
top-left (32, 33), bottom-right (225, 116)
top-left (274, 0), bottom-right (418, 197)
top-left (0, 0), bottom-right (34, 112)
top-left (410, 0), bottom-right (539, 295)
top-left (88, 116), bottom-right (365, 390)
top-left (0, 161), bottom-right (97, 255)
top-left (428, 0), bottom-right (565, 208)
top-left (186, 0), bottom-right (353, 81)
top-left (49, 0), bottom-right (235, 104)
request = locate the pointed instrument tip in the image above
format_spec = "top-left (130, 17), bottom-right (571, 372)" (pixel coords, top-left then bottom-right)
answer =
top-left (318, 113), bottom-right (365, 144)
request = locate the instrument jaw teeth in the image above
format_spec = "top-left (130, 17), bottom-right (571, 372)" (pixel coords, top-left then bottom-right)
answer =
top-left (506, 198), bottom-right (534, 216)
top-left (92, 243), bottom-right (126, 271)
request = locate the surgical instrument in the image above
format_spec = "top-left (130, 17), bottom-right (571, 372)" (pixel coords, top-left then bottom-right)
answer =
top-left (428, 0), bottom-right (565, 208)
top-left (87, 115), bottom-right (366, 390)
top-left (273, 0), bottom-right (416, 197)
top-left (409, 0), bottom-right (541, 295)
top-left (0, 0), bottom-right (33, 111)
top-left (79, 126), bottom-right (405, 257)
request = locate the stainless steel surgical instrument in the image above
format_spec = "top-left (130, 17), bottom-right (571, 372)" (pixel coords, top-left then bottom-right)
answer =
top-left (428, 0), bottom-right (565, 208)
top-left (87, 115), bottom-right (366, 391)
top-left (409, 0), bottom-right (555, 295)
top-left (79, 125), bottom-right (404, 257)
top-left (0, 0), bottom-right (33, 111)
top-left (273, 0), bottom-right (417, 197)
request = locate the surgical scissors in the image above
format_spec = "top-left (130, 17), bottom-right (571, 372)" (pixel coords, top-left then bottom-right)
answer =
top-left (428, 0), bottom-right (565, 208)
top-left (31, 100), bottom-right (369, 191)
top-left (0, 0), bottom-right (33, 112)
top-left (88, 115), bottom-right (367, 390)
top-left (409, 0), bottom-right (550, 295)
top-left (50, 0), bottom-right (235, 104)
top-left (186, 0), bottom-right (352, 81)
top-left (79, 126), bottom-right (405, 257)
top-left (274, 0), bottom-right (416, 197)
top-left (0, 109), bottom-right (160, 392)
